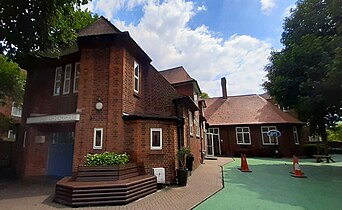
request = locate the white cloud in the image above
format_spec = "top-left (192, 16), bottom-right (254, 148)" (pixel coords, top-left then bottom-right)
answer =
top-left (82, 0), bottom-right (148, 20)
top-left (91, 0), bottom-right (273, 97)
top-left (260, 0), bottom-right (277, 15)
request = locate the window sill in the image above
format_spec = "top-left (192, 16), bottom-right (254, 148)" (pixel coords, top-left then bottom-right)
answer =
top-left (262, 144), bottom-right (279, 146)
top-left (133, 92), bottom-right (141, 98)
top-left (237, 143), bottom-right (252, 146)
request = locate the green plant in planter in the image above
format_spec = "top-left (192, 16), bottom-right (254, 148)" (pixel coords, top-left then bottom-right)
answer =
top-left (177, 147), bottom-right (191, 170)
top-left (176, 146), bottom-right (191, 186)
top-left (84, 152), bottom-right (129, 166)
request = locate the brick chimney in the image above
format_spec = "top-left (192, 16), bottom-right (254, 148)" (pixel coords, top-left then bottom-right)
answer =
top-left (221, 77), bottom-right (227, 99)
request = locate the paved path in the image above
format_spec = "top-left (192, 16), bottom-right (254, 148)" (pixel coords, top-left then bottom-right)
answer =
top-left (0, 158), bottom-right (232, 210)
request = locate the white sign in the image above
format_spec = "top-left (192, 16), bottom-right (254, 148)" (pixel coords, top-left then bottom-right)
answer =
top-left (27, 113), bottom-right (80, 124)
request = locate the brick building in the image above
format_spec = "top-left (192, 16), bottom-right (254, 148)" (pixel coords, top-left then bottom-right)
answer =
top-left (17, 17), bottom-right (203, 183)
top-left (204, 78), bottom-right (304, 157)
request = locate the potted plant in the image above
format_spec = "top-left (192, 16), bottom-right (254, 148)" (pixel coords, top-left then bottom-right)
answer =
top-left (176, 146), bottom-right (191, 186)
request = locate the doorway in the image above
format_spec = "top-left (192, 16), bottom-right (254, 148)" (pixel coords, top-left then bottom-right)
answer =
top-left (47, 132), bottom-right (74, 177)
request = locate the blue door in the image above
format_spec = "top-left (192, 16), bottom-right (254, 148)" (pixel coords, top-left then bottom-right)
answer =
top-left (47, 132), bottom-right (74, 177)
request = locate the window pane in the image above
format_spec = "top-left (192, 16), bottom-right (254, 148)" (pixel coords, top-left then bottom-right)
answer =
top-left (236, 127), bottom-right (242, 132)
top-left (270, 137), bottom-right (277, 144)
top-left (270, 126), bottom-right (276, 130)
top-left (95, 130), bottom-right (102, 147)
top-left (243, 127), bottom-right (249, 132)
top-left (262, 127), bottom-right (268, 132)
top-left (152, 131), bottom-right (161, 147)
top-left (213, 128), bottom-right (218, 134)
top-left (134, 78), bottom-right (139, 92)
top-left (237, 133), bottom-right (243, 143)
top-left (263, 134), bottom-right (269, 143)
top-left (135, 65), bottom-right (139, 76)
top-left (244, 133), bottom-right (250, 143)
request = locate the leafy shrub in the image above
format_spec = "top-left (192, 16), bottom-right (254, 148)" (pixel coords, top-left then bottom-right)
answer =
top-left (302, 144), bottom-right (325, 157)
top-left (84, 152), bottom-right (129, 166)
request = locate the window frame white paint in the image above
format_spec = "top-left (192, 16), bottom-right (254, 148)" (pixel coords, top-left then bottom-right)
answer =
top-left (53, 66), bottom-right (63, 96)
top-left (134, 61), bottom-right (140, 94)
top-left (235, 127), bottom-right (251, 145)
top-left (11, 102), bottom-right (22, 117)
top-left (73, 62), bottom-right (80, 93)
top-left (195, 111), bottom-right (200, 137)
top-left (293, 126), bottom-right (299, 145)
top-left (150, 128), bottom-right (162, 150)
top-left (189, 110), bottom-right (193, 136)
top-left (63, 64), bottom-right (72, 95)
top-left (261, 126), bottom-right (279, 145)
top-left (93, 128), bottom-right (103, 149)
top-left (7, 130), bottom-right (16, 139)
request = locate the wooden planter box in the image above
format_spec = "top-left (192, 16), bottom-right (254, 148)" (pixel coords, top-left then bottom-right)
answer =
top-left (74, 162), bottom-right (145, 182)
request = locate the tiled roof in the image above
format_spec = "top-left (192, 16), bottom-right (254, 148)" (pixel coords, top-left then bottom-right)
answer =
top-left (159, 66), bottom-right (194, 84)
top-left (205, 94), bottom-right (302, 125)
top-left (78, 16), bottom-right (122, 37)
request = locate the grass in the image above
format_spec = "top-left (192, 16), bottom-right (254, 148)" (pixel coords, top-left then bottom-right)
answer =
top-left (195, 155), bottom-right (342, 210)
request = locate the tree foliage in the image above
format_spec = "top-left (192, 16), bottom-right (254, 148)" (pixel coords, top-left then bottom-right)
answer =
top-left (263, 0), bottom-right (342, 142)
top-left (200, 92), bottom-right (209, 99)
top-left (0, 0), bottom-right (96, 60)
top-left (0, 55), bottom-right (26, 104)
top-left (327, 124), bottom-right (342, 141)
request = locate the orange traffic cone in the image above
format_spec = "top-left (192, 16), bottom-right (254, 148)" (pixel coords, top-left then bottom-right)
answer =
top-left (289, 155), bottom-right (297, 174)
top-left (291, 159), bottom-right (307, 178)
top-left (239, 154), bottom-right (252, 172)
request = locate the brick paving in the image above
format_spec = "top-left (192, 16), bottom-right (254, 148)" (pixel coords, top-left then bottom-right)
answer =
top-left (0, 158), bottom-right (232, 210)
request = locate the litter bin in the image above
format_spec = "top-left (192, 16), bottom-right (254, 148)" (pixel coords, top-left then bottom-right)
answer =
top-left (186, 154), bottom-right (194, 173)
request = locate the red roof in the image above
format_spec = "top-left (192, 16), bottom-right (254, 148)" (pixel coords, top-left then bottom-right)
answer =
top-left (78, 16), bottom-right (122, 37)
top-left (205, 94), bottom-right (302, 126)
top-left (159, 66), bottom-right (194, 84)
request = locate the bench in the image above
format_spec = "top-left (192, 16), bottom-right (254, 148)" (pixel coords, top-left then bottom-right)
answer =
top-left (313, 155), bottom-right (335, 163)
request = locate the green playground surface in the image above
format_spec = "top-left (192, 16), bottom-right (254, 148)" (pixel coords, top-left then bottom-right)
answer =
top-left (195, 155), bottom-right (342, 210)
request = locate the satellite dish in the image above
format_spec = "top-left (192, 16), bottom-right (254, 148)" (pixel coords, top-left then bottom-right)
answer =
top-left (267, 130), bottom-right (281, 138)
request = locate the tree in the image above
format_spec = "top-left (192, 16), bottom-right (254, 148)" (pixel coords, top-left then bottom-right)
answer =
top-left (200, 92), bottom-right (209, 99)
top-left (0, 55), bottom-right (26, 104)
top-left (327, 124), bottom-right (342, 141)
top-left (0, 0), bottom-right (95, 60)
top-left (263, 0), bottom-right (342, 152)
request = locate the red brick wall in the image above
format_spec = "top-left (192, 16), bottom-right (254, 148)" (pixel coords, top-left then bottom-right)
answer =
top-left (214, 124), bottom-right (303, 157)
top-left (173, 83), bottom-right (194, 98)
top-left (24, 54), bottom-right (79, 116)
top-left (124, 119), bottom-right (178, 183)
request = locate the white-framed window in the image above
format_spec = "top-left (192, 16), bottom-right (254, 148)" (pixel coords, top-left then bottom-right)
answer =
top-left (134, 61), bottom-right (140, 94)
top-left (11, 102), bottom-right (22, 117)
top-left (7, 130), bottom-right (16, 139)
top-left (236, 127), bottom-right (251, 145)
top-left (189, 110), bottom-right (193, 136)
top-left (93, 128), bottom-right (103, 149)
top-left (73, 62), bottom-right (80, 93)
top-left (194, 93), bottom-right (198, 106)
top-left (293, 126), bottom-right (299, 145)
top-left (261, 126), bottom-right (278, 145)
top-left (195, 111), bottom-right (200, 137)
top-left (53, 66), bottom-right (62, 96)
top-left (63, 64), bottom-right (72, 94)
top-left (150, 128), bottom-right (162, 150)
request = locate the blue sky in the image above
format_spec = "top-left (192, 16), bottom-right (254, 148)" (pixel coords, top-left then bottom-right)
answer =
top-left (82, 0), bottom-right (297, 97)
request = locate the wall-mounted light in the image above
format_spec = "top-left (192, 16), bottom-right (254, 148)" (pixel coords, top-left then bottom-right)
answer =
top-left (95, 98), bottom-right (103, 111)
